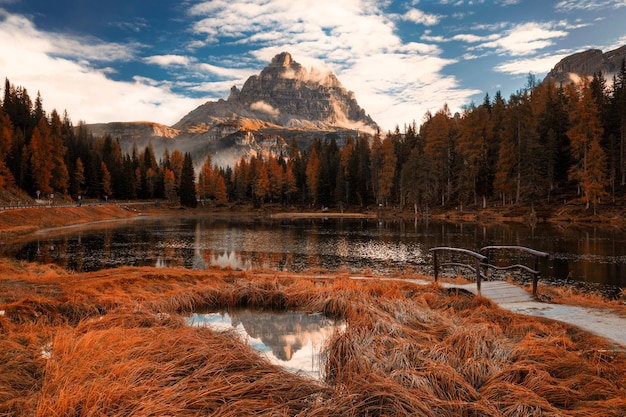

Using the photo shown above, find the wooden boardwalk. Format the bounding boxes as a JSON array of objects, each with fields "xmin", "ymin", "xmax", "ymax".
[{"xmin": 446, "ymin": 280, "xmax": 535, "ymax": 304}]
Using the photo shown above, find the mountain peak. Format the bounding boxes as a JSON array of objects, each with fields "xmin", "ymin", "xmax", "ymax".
[
  {"xmin": 174, "ymin": 52, "xmax": 378, "ymax": 132},
  {"xmin": 546, "ymin": 45, "xmax": 626, "ymax": 85},
  {"xmin": 270, "ymin": 52, "xmax": 294, "ymax": 67}
]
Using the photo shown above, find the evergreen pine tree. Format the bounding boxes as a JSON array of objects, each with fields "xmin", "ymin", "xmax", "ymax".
[{"xmin": 179, "ymin": 152, "xmax": 197, "ymax": 208}]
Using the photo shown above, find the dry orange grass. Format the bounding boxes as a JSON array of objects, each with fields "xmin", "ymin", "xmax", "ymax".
[{"xmin": 0, "ymin": 264, "xmax": 625, "ymax": 416}]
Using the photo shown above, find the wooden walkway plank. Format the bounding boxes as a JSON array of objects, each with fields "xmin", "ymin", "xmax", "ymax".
[{"xmin": 443, "ymin": 281, "xmax": 535, "ymax": 303}]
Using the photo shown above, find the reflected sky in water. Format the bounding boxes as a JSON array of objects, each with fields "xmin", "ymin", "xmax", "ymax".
[{"xmin": 186, "ymin": 310, "xmax": 343, "ymax": 379}]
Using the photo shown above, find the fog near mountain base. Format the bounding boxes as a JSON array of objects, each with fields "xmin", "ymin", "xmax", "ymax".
[{"xmin": 250, "ymin": 101, "xmax": 280, "ymax": 117}]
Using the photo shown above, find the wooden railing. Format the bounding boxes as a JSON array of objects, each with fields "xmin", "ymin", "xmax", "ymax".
[
  {"xmin": 430, "ymin": 247, "xmax": 488, "ymax": 291},
  {"xmin": 430, "ymin": 245, "xmax": 549, "ymax": 296},
  {"xmin": 479, "ymin": 246, "xmax": 549, "ymax": 296}
]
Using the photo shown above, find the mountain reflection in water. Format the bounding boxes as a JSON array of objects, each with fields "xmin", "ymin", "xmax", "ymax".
[{"xmin": 186, "ymin": 310, "xmax": 344, "ymax": 378}]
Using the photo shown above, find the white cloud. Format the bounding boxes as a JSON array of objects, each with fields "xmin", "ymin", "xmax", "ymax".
[
  {"xmin": 609, "ymin": 34, "xmax": 626, "ymax": 50},
  {"xmin": 494, "ymin": 53, "xmax": 570, "ymax": 75},
  {"xmin": 476, "ymin": 22, "xmax": 568, "ymax": 56},
  {"xmin": 452, "ymin": 33, "xmax": 500, "ymax": 43},
  {"xmin": 196, "ymin": 63, "xmax": 252, "ymax": 80},
  {"xmin": 144, "ymin": 54, "xmax": 193, "ymax": 67},
  {"xmin": 250, "ymin": 101, "xmax": 280, "ymax": 117},
  {"xmin": 555, "ymin": 0, "xmax": 626, "ymax": 12},
  {"xmin": 402, "ymin": 8, "xmax": 442, "ymax": 26},
  {"xmin": 0, "ymin": 10, "xmax": 204, "ymax": 125},
  {"xmin": 0, "ymin": 10, "xmax": 136, "ymax": 62}
]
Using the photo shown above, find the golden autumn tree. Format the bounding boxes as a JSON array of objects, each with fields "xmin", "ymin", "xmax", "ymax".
[
  {"xmin": 306, "ymin": 146, "xmax": 320, "ymax": 206},
  {"xmin": 100, "ymin": 161, "xmax": 112, "ymax": 199},
  {"xmin": 197, "ymin": 154, "xmax": 215, "ymax": 201},
  {"xmin": 422, "ymin": 106, "xmax": 454, "ymax": 206},
  {"xmin": 494, "ymin": 134, "xmax": 516, "ymax": 205},
  {"xmin": 163, "ymin": 168, "xmax": 177, "ymax": 204},
  {"xmin": 582, "ymin": 138, "xmax": 608, "ymax": 214},
  {"xmin": 29, "ymin": 118, "xmax": 54, "ymax": 195},
  {"xmin": 0, "ymin": 110, "xmax": 15, "ymax": 189},
  {"xmin": 215, "ymin": 175, "xmax": 228, "ymax": 205},
  {"xmin": 49, "ymin": 110, "xmax": 69, "ymax": 194},
  {"xmin": 72, "ymin": 157, "xmax": 85, "ymax": 198},
  {"xmin": 284, "ymin": 161, "xmax": 298, "ymax": 202},
  {"xmin": 255, "ymin": 163, "xmax": 270, "ymax": 203},
  {"xmin": 268, "ymin": 156, "xmax": 284, "ymax": 201},
  {"xmin": 567, "ymin": 78, "xmax": 607, "ymax": 208},
  {"xmin": 169, "ymin": 149, "xmax": 184, "ymax": 191},
  {"xmin": 456, "ymin": 104, "xmax": 489, "ymax": 206}
]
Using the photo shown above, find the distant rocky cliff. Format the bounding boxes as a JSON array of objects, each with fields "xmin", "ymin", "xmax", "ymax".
[
  {"xmin": 84, "ymin": 52, "xmax": 378, "ymax": 167},
  {"xmin": 546, "ymin": 45, "xmax": 626, "ymax": 85}
]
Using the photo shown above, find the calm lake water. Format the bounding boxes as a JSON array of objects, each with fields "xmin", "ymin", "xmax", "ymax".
[{"xmin": 2, "ymin": 215, "xmax": 625, "ymax": 296}]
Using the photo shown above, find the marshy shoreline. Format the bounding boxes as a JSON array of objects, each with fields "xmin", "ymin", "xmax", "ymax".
[{"xmin": 1, "ymin": 205, "xmax": 625, "ymax": 416}]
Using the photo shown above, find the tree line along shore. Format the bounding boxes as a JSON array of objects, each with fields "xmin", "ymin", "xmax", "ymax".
[{"xmin": 2, "ymin": 70, "xmax": 626, "ymax": 218}]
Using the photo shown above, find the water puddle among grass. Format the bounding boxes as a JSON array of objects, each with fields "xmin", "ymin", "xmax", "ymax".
[{"xmin": 186, "ymin": 310, "xmax": 344, "ymax": 379}]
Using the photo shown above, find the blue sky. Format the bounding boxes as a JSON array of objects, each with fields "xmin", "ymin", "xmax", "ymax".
[{"xmin": 1, "ymin": 0, "xmax": 625, "ymax": 132}]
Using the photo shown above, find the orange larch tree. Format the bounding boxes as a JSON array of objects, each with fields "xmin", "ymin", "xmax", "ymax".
[
  {"xmin": 567, "ymin": 78, "xmax": 606, "ymax": 207},
  {"xmin": 164, "ymin": 168, "xmax": 177, "ymax": 204},
  {"xmin": 215, "ymin": 175, "xmax": 228, "ymax": 205},
  {"xmin": 29, "ymin": 118, "xmax": 54, "ymax": 196},
  {"xmin": 255, "ymin": 163, "xmax": 270, "ymax": 203},
  {"xmin": 0, "ymin": 110, "xmax": 15, "ymax": 189},
  {"xmin": 422, "ymin": 105, "xmax": 455, "ymax": 206},
  {"xmin": 305, "ymin": 146, "xmax": 320, "ymax": 206},
  {"xmin": 582, "ymin": 137, "xmax": 608, "ymax": 214},
  {"xmin": 198, "ymin": 154, "xmax": 215, "ymax": 201}
]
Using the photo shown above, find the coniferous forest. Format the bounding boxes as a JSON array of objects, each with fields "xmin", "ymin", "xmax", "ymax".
[{"xmin": 1, "ymin": 64, "xmax": 626, "ymax": 214}]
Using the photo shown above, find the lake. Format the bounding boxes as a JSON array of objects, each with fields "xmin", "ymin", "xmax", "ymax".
[{"xmin": 2, "ymin": 215, "xmax": 625, "ymax": 296}]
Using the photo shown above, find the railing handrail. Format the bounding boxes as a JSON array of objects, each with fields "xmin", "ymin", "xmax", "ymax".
[
  {"xmin": 430, "ymin": 245, "xmax": 549, "ymax": 296},
  {"xmin": 429, "ymin": 247, "xmax": 487, "ymax": 291},
  {"xmin": 480, "ymin": 245, "xmax": 548, "ymax": 259},
  {"xmin": 429, "ymin": 247, "xmax": 487, "ymax": 262}
]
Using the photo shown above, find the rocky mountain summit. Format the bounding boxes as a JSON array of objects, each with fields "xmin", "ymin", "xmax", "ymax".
[
  {"xmin": 546, "ymin": 45, "xmax": 626, "ymax": 85},
  {"xmin": 174, "ymin": 52, "xmax": 377, "ymax": 132},
  {"xmin": 85, "ymin": 52, "xmax": 378, "ymax": 167}
]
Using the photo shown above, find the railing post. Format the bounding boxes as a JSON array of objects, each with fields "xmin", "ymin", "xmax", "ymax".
[
  {"xmin": 475, "ymin": 258, "xmax": 481, "ymax": 292},
  {"xmin": 433, "ymin": 251, "xmax": 439, "ymax": 282},
  {"xmin": 532, "ymin": 256, "xmax": 540, "ymax": 296}
]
